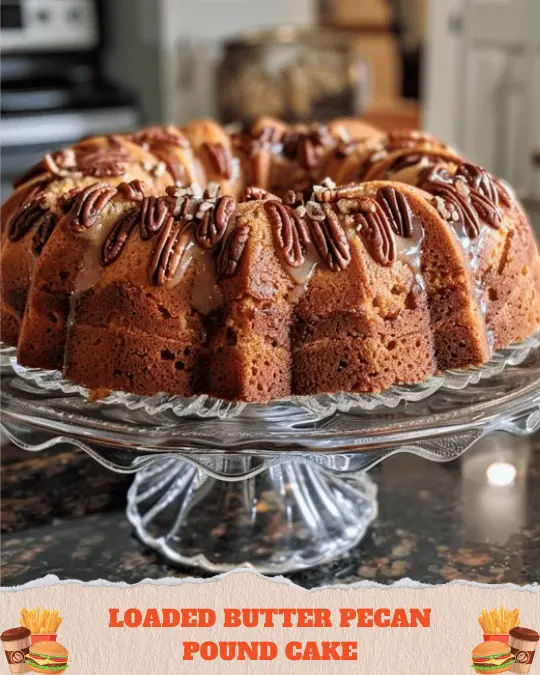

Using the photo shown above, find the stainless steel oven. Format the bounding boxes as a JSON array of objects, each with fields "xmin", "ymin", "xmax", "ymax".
[{"xmin": 1, "ymin": 0, "xmax": 139, "ymax": 200}]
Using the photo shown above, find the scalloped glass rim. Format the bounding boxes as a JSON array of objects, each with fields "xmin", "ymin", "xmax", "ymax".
[{"xmin": 2, "ymin": 333, "xmax": 539, "ymax": 420}]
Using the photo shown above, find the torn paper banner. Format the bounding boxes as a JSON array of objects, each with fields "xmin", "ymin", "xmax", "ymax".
[{"xmin": 1, "ymin": 572, "xmax": 539, "ymax": 674}]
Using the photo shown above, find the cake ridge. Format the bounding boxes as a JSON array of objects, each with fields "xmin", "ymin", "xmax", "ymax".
[{"xmin": 1, "ymin": 117, "xmax": 539, "ymax": 401}]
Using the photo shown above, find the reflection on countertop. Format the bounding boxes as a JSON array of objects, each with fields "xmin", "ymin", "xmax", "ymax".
[{"xmin": 1, "ymin": 432, "xmax": 539, "ymax": 587}]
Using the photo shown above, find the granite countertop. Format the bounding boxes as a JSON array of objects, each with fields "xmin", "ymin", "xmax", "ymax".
[{"xmin": 2, "ymin": 432, "xmax": 539, "ymax": 587}]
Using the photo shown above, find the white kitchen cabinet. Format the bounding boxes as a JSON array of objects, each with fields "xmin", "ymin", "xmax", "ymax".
[{"xmin": 424, "ymin": 0, "xmax": 540, "ymax": 200}]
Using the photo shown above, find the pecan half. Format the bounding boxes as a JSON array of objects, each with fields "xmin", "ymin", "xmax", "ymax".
[
  {"xmin": 425, "ymin": 181, "xmax": 481, "ymax": 238},
  {"xmin": 387, "ymin": 129, "xmax": 440, "ymax": 151},
  {"xmin": 216, "ymin": 224, "xmax": 250, "ymax": 278},
  {"xmin": 202, "ymin": 142, "xmax": 233, "ymax": 180},
  {"xmin": 283, "ymin": 189, "xmax": 307, "ymax": 208},
  {"xmin": 68, "ymin": 183, "xmax": 117, "ymax": 233},
  {"xmin": 77, "ymin": 146, "xmax": 132, "ymax": 178},
  {"xmin": 255, "ymin": 125, "xmax": 284, "ymax": 145},
  {"xmin": 43, "ymin": 148, "xmax": 79, "ymax": 175},
  {"xmin": 421, "ymin": 160, "xmax": 506, "ymax": 234},
  {"xmin": 150, "ymin": 217, "xmax": 193, "ymax": 285},
  {"xmin": 32, "ymin": 213, "xmax": 57, "ymax": 254},
  {"xmin": 469, "ymin": 188, "xmax": 502, "ymax": 229},
  {"xmin": 151, "ymin": 146, "xmax": 186, "ymax": 184},
  {"xmin": 456, "ymin": 162, "xmax": 510, "ymax": 210},
  {"xmin": 129, "ymin": 126, "xmax": 190, "ymax": 148},
  {"xmin": 355, "ymin": 198, "xmax": 396, "ymax": 267},
  {"xmin": 195, "ymin": 195, "xmax": 236, "ymax": 249},
  {"xmin": 117, "ymin": 179, "xmax": 147, "ymax": 202},
  {"xmin": 309, "ymin": 204, "xmax": 351, "ymax": 272},
  {"xmin": 377, "ymin": 186, "xmax": 414, "ymax": 237},
  {"xmin": 139, "ymin": 196, "xmax": 171, "ymax": 240},
  {"xmin": 265, "ymin": 201, "xmax": 308, "ymax": 268},
  {"xmin": 8, "ymin": 201, "xmax": 48, "ymax": 242},
  {"xmin": 296, "ymin": 136, "xmax": 318, "ymax": 170},
  {"xmin": 100, "ymin": 208, "xmax": 139, "ymax": 266}
]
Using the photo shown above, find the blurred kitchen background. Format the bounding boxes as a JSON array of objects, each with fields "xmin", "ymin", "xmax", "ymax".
[{"xmin": 1, "ymin": 0, "xmax": 539, "ymax": 230}]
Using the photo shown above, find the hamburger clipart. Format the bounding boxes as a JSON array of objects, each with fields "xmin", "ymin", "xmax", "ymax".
[
  {"xmin": 25, "ymin": 641, "xmax": 69, "ymax": 673},
  {"xmin": 471, "ymin": 641, "xmax": 515, "ymax": 673}
]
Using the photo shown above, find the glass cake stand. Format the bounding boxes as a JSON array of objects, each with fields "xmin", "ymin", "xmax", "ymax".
[{"xmin": 1, "ymin": 335, "xmax": 540, "ymax": 575}]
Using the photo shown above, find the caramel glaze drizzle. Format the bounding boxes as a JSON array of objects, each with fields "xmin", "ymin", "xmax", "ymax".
[
  {"xmin": 309, "ymin": 185, "xmax": 416, "ymax": 267},
  {"xmin": 31, "ymin": 213, "xmax": 57, "ymax": 255},
  {"xmin": 100, "ymin": 185, "xmax": 239, "ymax": 283},
  {"xmin": 8, "ymin": 113, "xmax": 513, "ymax": 289}
]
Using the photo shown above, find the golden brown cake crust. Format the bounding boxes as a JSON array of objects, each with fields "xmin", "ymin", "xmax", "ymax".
[{"xmin": 1, "ymin": 118, "xmax": 539, "ymax": 402}]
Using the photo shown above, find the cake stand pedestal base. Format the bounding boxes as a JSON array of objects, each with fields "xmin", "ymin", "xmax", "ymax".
[{"xmin": 126, "ymin": 457, "xmax": 378, "ymax": 574}]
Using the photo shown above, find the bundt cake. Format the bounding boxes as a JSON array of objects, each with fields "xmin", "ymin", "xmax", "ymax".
[{"xmin": 1, "ymin": 117, "xmax": 539, "ymax": 402}]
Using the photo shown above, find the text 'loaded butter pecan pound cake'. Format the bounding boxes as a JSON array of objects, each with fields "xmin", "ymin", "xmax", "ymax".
[{"xmin": 1, "ymin": 118, "xmax": 540, "ymax": 402}]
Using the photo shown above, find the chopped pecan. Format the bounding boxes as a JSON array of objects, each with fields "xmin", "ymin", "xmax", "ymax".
[
  {"xmin": 243, "ymin": 186, "xmax": 280, "ymax": 202},
  {"xmin": 216, "ymin": 224, "xmax": 250, "ymax": 278},
  {"xmin": 100, "ymin": 208, "xmax": 139, "ymax": 266},
  {"xmin": 309, "ymin": 203, "xmax": 351, "ymax": 271},
  {"xmin": 13, "ymin": 149, "xmax": 80, "ymax": 186},
  {"xmin": 67, "ymin": 183, "xmax": 117, "ymax": 233},
  {"xmin": 139, "ymin": 196, "xmax": 171, "ymax": 240},
  {"xmin": 311, "ymin": 184, "xmax": 358, "ymax": 204},
  {"xmin": 32, "ymin": 213, "xmax": 57, "ymax": 254},
  {"xmin": 150, "ymin": 217, "xmax": 193, "ymax": 285},
  {"xmin": 195, "ymin": 195, "xmax": 236, "ymax": 249},
  {"xmin": 265, "ymin": 201, "xmax": 308, "ymax": 268},
  {"xmin": 354, "ymin": 198, "xmax": 396, "ymax": 266},
  {"xmin": 202, "ymin": 142, "xmax": 233, "ymax": 180},
  {"xmin": 377, "ymin": 186, "xmax": 414, "ymax": 237},
  {"xmin": 117, "ymin": 179, "xmax": 147, "ymax": 201},
  {"xmin": 283, "ymin": 190, "xmax": 299, "ymax": 207}
]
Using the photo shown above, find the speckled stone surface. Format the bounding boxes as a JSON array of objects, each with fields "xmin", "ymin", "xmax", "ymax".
[{"xmin": 1, "ymin": 431, "xmax": 539, "ymax": 587}]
